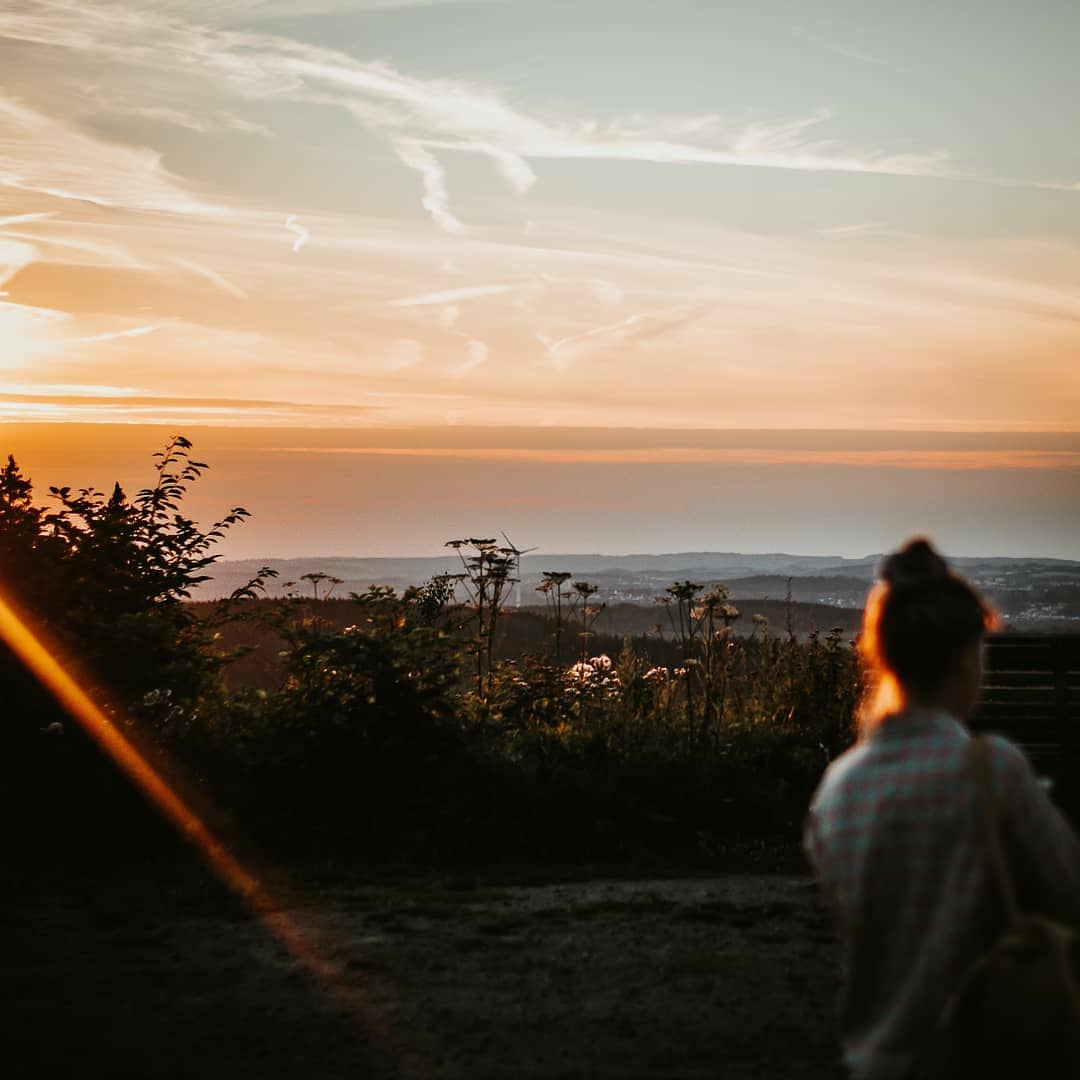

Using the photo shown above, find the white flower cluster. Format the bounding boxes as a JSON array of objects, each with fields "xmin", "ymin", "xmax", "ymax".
[{"xmin": 564, "ymin": 654, "xmax": 621, "ymax": 697}]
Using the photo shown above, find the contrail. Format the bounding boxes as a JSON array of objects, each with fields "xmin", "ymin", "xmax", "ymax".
[{"xmin": 284, "ymin": 214, "xmax": 309, "ymax": 253}]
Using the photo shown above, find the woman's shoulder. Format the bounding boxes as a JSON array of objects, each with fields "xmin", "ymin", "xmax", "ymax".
[
  {"xmin": 809, "ymin": 740, "xmax": 875, "ymax": 814},
  {"xmin": 978, "ymin": 731, "xmax": 1040, "ymax": 795}
]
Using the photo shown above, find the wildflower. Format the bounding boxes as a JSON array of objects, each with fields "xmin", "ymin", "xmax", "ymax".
[
  {"xmin": 566, "ymin": 661, "xmax": 595, "ymax": 681},
  {"xmin": 589, "ymin": 654, "xmax": 613, "ymax": 672}
]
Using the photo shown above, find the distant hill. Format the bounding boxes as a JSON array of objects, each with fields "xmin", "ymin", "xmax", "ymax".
[
  {"xmin": 199, "ymin": 552, "xmax": 1080, "ymax": 627},
  {"xmin": 197, "ymin": 550, "xmax": 883, "ymax": 599}
]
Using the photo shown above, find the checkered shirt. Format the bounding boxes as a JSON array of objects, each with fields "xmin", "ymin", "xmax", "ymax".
[{"xmin": 805, "ymin": 707, "xmax": 1080, "ymax": 1080}]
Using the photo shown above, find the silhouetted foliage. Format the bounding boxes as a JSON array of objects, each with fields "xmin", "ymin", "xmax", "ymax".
[
  {"xmin": 1, "ymin": 436, "xmax": 271, "ymax": 717},
  {"xmin": 2, "ymin": 437, "xmax": 863, "ymax": 863},
  {"xmin": 0, "ymin": 438, "xmax": 277, "ymax": 845}
]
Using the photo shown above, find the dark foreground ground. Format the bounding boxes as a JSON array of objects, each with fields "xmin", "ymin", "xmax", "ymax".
[{"xmin": 7, "ymin": 848, "xmax": 844, "ymax": 1079}]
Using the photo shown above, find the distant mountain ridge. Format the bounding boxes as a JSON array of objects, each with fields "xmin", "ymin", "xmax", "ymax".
[{"xmin": 198, "ymin": 553, "xmax": 1080, "ymax": 629}]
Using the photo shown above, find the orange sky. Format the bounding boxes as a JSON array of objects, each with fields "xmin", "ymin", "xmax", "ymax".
[
  {"xmin": 2, "ymin": 4, "xmax": 1079, "ymax": 556},
  {"xmin": 6, "ymin": 425, "xmax": 1078, "ymax": 560}
]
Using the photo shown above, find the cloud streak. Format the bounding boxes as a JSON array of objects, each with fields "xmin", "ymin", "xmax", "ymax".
[
  {"xmin": 284, "ymin": 215, "xmax": 310, "ymax": 252},
  {"xmin": 394, "ymin": 140, "xmax": 465, "ymax": 234},
  {"xmin": 389, "ymin": 283, "xmax": 524, "ymax": 307},
  {"xmin": 69, "ymin": 324, "xmax": 160, "ymax": 344},
  {"xmin": 538, "ymin": 303, "xmax": 713, "ymax": 367},
  {"xmin": 245, "ymin": 445, "xmax": 1080, "ymax": 471},
  {"xmin": 0, "ymin": 93, "xmax": 219, "ymax": 214},
  {"xmin": 0, "ymin": 1, "xmax": 1005, "ymax": 236},
  {"xmin": 170, "ymin": 257, "xmax": 249, "ymax": 299}
]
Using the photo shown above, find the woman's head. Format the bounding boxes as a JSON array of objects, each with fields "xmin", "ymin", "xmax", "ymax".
[{"xmin": 859, "ymin": 537, "xmax": 997, "ymax": 730}]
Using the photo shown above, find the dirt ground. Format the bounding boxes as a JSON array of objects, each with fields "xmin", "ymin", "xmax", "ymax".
[{"xmin": 8, "ymin": 854, "xmax": 846, "ymax": 1079}]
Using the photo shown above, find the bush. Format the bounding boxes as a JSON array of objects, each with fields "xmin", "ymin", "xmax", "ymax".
[
  {"xmin": 0, "ymin": 437, "xmax": 271, "ymax": 843},
  {"xmin": 1, "ymin": 436, "xmax": 862, "ymax": 863}
]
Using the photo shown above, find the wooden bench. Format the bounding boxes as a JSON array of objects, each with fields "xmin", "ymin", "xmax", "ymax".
[{"xmin": 970, "ymin": 634, "xmax": 1080, "ymax": 814}]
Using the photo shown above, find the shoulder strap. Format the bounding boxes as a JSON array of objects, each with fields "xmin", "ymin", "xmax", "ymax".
[{"xmin": 969, "ymin": 736, "xmax": 1022, "ymax": 928}]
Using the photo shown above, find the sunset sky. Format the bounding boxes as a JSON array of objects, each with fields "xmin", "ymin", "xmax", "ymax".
[{"xmin": 2, "ymin": 2, "xmax": 1078, "ymax": 558}]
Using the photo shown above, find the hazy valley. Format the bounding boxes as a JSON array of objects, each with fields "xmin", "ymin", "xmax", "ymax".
[{"xmin": 202, "ymin": 550, "xmax": 1080, "ymax": 634}]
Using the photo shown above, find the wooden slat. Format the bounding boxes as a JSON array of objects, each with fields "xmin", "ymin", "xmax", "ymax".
[
  {"xmin": 978, "ymin": 635, "xmax": 1080, "ymax": 815},
  {"xmin": 986, "ymin": 634, "xmax": 1080, "ymax": 654},
  {"xmin": 972, "ymin": 708, "xmax": 1062, "ymax": 725},
  {"xmin": 985, "ymin": 651, "xmax": 1056, "ymax": 668},
  {"xmin": 972, "ymin": 710, "xmax": 1057, "ymax": 725},
  {"xmin": 983, "ymin": 671, "xmax": 1057, "ymax": 688},
  {"xmin": 979, "ymin": 689, "xmax": 1057, "ymax": 703}
]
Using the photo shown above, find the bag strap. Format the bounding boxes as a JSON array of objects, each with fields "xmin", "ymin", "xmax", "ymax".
[{"xmin": 968, "ymin": 736, "xmax": 1022, "ymax": 928}]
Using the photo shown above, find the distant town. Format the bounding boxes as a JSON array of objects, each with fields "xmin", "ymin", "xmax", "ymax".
[{"xmin": 201, "ymin": 551, "xmax": 1080, "ymax": 636}]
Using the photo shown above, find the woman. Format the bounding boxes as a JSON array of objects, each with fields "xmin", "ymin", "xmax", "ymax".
[{"xmin": 805, "ymin": 537, "xmax": 1080, "ymax": 1079}]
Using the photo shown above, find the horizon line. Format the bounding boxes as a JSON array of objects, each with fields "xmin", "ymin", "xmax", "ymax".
[{"xmin": 210, "ymin": 549, "xmax": 1080, "ymax": 566}]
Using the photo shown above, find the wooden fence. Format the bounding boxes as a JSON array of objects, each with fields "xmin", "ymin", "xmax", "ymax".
[{"xmin": 971, "ymin": 634, "xmax": 1080, "ymax": 812}]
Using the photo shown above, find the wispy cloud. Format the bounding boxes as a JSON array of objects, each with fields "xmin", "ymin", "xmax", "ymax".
[
  {"xmin": 451, "ymin": 333, "xmax": 489, "ymax": 376},
  {"xmin": 0, "ymin": 210, "xmax": 56, "ymax": 227},
  {"xmin": 0, "ymin": 1, "xmax": 1076, "ymax": 436},
  {"xmin": 394, "ymin": 140, "xmax": 465, "ymax": 234},
  {"xmin": 818, "ymin": 222, "xmax": 888, "ymax": 236},
  {"xmin": 248, "ymin": 445, "xmax": 1080, "ymax": 471},
  {"xmin": 90, "ymin": 99, "xmax": 274, "ymax": 137},
  {"xmin": 0, "ymin": 390, "xmax": 383, "ymax": 425},
  {"xmin": 389, "ymin": 283, "xmax": 524, "ymax": 307},
  {"xmin": 0, "ymin": 235, "xmax": 37, "ymax": 289},
  {"xmin": 69, "ymin": 324, "xmax": 160, "ymax": 344},
  {"xmin": 284, "ymin": 215, "xmax": 310, "ymax": 252},
  {"xmin": 540, "ymin": 274, "xmax": 624, "ymax": 306},
  {"xmin": 0, "ymin": 381, "xmax": 144, "ymax": 396},
  {"xmin": 787, "ymin": 24, "xmax": 894, "ymax": 70},
  {"xmin": 170, "ymin": 257, "xmax": 249, "ymax": 299},
  {"xmin": 0, "ymin": 2, "xmax": 978, "ymax": 236},
  {"xmin": 0, "ymin": 227, "xmax": 146, "ymax": 267},
  {"xmin": 0, "ymin": 94, "xmax": 220, "ymax": 213},
  {"xmin": 193, "ymin": 0, "xmax": 505, "ymax": 19},
  {"xmin": 538, "ymin": 302, "xmax": 713, "ymax": 367}
]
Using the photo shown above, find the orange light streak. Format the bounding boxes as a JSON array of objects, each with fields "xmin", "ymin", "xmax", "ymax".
[{"xmin": 0, "ymin": 588, "xmax": 398, "ymax": 1060}]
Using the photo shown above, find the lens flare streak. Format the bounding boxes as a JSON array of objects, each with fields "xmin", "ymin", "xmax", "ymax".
[{"xmin": 0, "ymin": 588, "xmax": 399, "ymax": 1062}]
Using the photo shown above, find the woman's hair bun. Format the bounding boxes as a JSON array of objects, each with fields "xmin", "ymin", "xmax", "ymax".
[{"xmin": 879, "ymin": 536, "xmax": 951, "ymax": 588}]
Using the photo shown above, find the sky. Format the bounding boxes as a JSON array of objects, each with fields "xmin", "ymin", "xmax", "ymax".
[{"xmin": 1, "ymin": 1, "xmax": 1078, "ymax": 558}]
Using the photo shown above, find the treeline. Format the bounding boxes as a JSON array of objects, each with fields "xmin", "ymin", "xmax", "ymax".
[{"xmin": 0, "ymin": 440, "xmax": 861, "ymax": 866}]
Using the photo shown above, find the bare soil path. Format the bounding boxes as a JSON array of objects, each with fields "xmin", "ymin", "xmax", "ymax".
[{"xmin": 8, "ymin": 856, "xmax": 845, "ymax": 1079}]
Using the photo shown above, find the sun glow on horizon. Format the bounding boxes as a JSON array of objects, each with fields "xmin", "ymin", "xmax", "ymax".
[{"xmin": 1, "ymin": 3, "xmax": 1078, "ymax": 555}]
